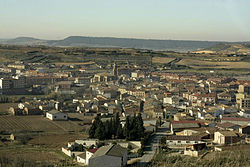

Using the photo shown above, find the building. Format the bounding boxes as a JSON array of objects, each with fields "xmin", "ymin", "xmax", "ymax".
[
  {"xmin": 85, "ymin": 148, "xmax": 98, "ymax": 165},
  {"xmin": 76, "ymin": 148, "xmax": 98, "ymax": 165},
  {"xmin": 7, "ymin": 64, "xmax": 26, "ymax": 70},
  {"xmin": 166, "ymin": 135, "xmax": 204, "ymax": 146},
  {"xmin": 184, "ymin": 143, "xmax": 207, "ymax": 157},
  {"xmin": 76, "ymin": 153, "xmax": 86, "ymax": 164},
  {"xmin": 239, "ymin": 98, "xmax": 250, "ymax": 109},
  {"xmin": 236, "ymin": 93, "xmax": 250, "ymax": 109},
  {"xmin": 221, "ymin": 117, "xmax": 250, "ymax": 126},
  {"xmin": 238, "ymin": 84, "xmax": 250, "ymax": 95},
  {"xmin": 46, "ymin": 110, "xmax": 68, "ymax": 121},
  {"xmin": 238, "ymin": 110, "xmax": 250, "ymax": 118},
  {"xmin": 239, "ymin": 125, "xmax": 250, "ymax": 135},
  {"xmin": 89, "ymin": 144, "xmax": 127, "ymax": 167},
  {"xmin": 216, "ymin": 122, "xmax": 241, "ymax": 131},
  {"xmin": 213, "ymin": 131, "xmax": 239, "ymax": 145},
  {"xmin": 93, "ymin": 73, "xmax": 116, "ymax": 83},
  {"xmin": 170, "ymin": 120, "xmax": 202, "ymax": 134}
]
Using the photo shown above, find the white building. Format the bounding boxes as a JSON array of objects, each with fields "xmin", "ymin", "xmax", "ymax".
[
  {"xmin": 213, "ymin": 131, "xmax": 238, "ymax": 145},
  {"xmin": 46, "ymin": 110, "xmax": 68, "ymax": 121},
  {"xmin": 76, "ymin": 153, "xmax": 86, "ymax": 164},
  {"xmin": 163, "ymin": 97, "xmax": 173, "ymax": 104}
]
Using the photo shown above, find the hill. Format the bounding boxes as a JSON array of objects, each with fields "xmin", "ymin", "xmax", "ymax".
[
  {"xmin": 0, "ymin": 36, "xmax": 225, "ymax": 52},
  {"xmin": 1, "ymin": 37, "xmax": 47, "ymax": 46},
  {"xmin": 194, "ymin": 43, "xmax": 250, "ymax": 55}
]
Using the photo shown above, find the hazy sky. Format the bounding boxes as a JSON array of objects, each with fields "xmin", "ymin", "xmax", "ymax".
[{"xmin": 0, "ymin": 0, "xmax": 250, "ymax": 41}]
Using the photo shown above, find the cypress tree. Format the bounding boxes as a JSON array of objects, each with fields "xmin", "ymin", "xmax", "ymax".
[
  {"xmin": 124, "ymin": 116, "xmax": 130, "ymax": 140},
  {"xmin": 136, "ymin": 113, "xmax": 145, "ymax": 139}
]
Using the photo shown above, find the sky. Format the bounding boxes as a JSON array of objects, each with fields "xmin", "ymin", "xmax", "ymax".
[{"xmin": 0, "ymin": 0, "xmax": 250, "ymax": 41}]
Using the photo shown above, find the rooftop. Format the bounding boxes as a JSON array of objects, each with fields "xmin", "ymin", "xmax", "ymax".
[{"xmin": 91, "ymin": 144, "xmax": 127, "ymax": 158}]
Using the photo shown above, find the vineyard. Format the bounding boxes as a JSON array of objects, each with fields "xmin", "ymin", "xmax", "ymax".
[{"xmin": 0, "ymin": 115, "xmax": 84, "ymax": 133}]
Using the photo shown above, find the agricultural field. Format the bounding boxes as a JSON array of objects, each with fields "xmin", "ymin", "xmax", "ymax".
[
  {"xmin": 0, "ymin": 115, "xmax": 86, "ymax": 133},
  {"xmin": 176, "ymin": 58, "xmax": 250, "ymax": 69},
  {"xmin": 28, "ymin": 133, "xmax": 87, "ymax": 148},
  {"xmin": 0, "ymin": 103, "xmax": 17, "ymax": 114},
  {"xmin": 0, "ymin": 146, "xmax": 64, "ymax": 164},
  {"xmin": 152, "ymin": 57, "xmax": 175, "ymax": 64}
]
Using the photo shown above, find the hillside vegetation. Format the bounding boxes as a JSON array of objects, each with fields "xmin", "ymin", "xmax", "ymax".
[
  {"xmin": 152, "ymin": 145, "xmax": 250, "ymax": 167},
  {"xmin": 194, "ymin": 43, "xmax": 250, "ymax": 55}
]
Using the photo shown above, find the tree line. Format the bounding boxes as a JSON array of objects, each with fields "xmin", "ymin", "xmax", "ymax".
[{"xmin": 89, "ymin": 112, "xmax": 145, "ymax": 141}]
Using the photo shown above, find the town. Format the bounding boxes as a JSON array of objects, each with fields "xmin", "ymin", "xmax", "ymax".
[{"xmin": 0, "ymin": 45, "xmax": 249, "ymax": 167}]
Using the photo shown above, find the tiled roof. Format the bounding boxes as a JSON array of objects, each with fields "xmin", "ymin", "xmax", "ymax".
[
  {"xmin": 216, "ymin": 122, "xmax": 240, "ymax": 129},
  {"xmin": 91, "ymin": 144, "xmax": 127, "ymax": 158},
  {"xmin": 217, "ymin": 131, "xmax": 238, "ymax": 137},
  {"xmin": 222, "ymin": 117, "xmax": 250, "ymax": 122},
  {"xmin": 77, "ymin": 153, "xmax": 86, "ymax": 159},
  {"xmin": 170, "ymin": 120, "xmax": 202, "ymax": 124},
  {"xmin": 88, "ymin": 148, "xmax": 99, "ymax": 153},
  {"xmin": 166, "ymin": 135, "xmax": 202, "ymax": 141}
]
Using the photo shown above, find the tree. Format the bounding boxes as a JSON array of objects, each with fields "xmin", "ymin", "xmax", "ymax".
[
  {"xmin": 124, "ymin": 116, "xmax": 131, "ymax": 140},
  {"xmin": 104, "ymin": 120, "xmax": 112, "ymax": 139},
  {"xmin": 116, "ymin": 123, "xmax": 124, "ymax": 139},
  {"xmin": 94, "ymin": 118, "xmax": 105, "ymax": 140},
  {"xmin": 160, "ymin": 137, "xmax": 166, "ymax": 145},
  {"xmin": 114, "ymin": 112, "xmax": 120, "ymax": 138},
  {"xmin": 89, "ymin": 115, "xmax": 103, "ymax": 139},
  {"xmin": 136, "ymin": 113, "xmax": 145, "ymax": 139}
]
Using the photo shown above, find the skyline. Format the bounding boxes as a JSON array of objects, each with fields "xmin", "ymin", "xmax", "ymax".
[{"xmin": 1, "ymin": 0, "xmax": 250, "ymax": 41}]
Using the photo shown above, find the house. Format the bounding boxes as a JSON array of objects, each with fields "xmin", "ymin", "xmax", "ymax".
[
  {"xmin": 75, "ymin": 139, "xmax": 99, "ymax": 147},
  {"xmin": 10, "ymin": 134, "xmax": 16, "ymax": 141},
  {"xmin": 213, "ymin": 131, "xmax": 239, "ymax": 145},
  {"xmin": 221, "ymin": 117, "xmax": 250, "ymax": 126},
  {"xmin": 61, "ymin": 146, "xmax": 83, "ymax": 158},
  {"xmin": 239, "ymin": 125, "xmax": 250, "ymax": 135},
  {"xmin": 216, "ymin": 122, "xmax": 241, "ymax": 131},
  {"xmin": 76, "ymin": 148, "xmax": 98, "ymax": 165},
  {"xmin": 46, "ymin": 110, "xmax": 68, "ymax": 121},
  {"xmin": 176, "ymin": 127, "xmax": 218, "ymax": 139},
  {"xmin": 86, "ymin": 148, "xmax": 98, "ymax": 165},
  {"xmin": 76, "ymin": 153, "xmax": 86, "ymax": 164},
  {"xmin": 165, "ymin": 135, "xmax": 204, "ymax": 146},
  {"xmin": 184, "ymin": 143, "xmax": 207, "ymax": 157},
  {"xmin": 169, "ymin": 120, "xmax": 202, "ymax": 134},
  {"xmin": 89, "ymin": 144, "xmax": 127, "ymax": 167},
  {"xmin": 92, "ymin": 73, "xmax": 116, "ymax": 83}
]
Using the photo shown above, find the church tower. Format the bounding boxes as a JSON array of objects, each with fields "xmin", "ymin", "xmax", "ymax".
[{"xmin": 113, "ymin": 62, "xmax": 118, "ymax": 78}]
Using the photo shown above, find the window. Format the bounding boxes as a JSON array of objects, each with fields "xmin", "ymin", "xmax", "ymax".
[{"xmin": 178, "ymin": 141, "xmax": 181, "ymax": 143}]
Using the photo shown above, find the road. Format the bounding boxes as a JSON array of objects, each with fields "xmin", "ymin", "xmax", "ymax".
[{"xmin": 138, "ymin": 125, "xmax": 169, "ymax": 166}]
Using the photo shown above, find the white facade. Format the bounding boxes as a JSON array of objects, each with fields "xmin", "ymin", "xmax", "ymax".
[
  {"xmin": 166, "ymin": 140, "xmax": 203, "ymax": 146},
  {"xmin": 163, "ymin": 97, "xmax": 173, "ymax": 104},
  {"xmin": 131, "ymin": 72, "xmax": 138, "ymax": 78},
  {"xmin": 46, "ymin": 111, "xmax": 68, "ymax": 121},
  {"xmin": 76, "ymin": 154, "xmax": 86, "ymax": 164},
  {"xmin": 86, "ymin": 150, "xmax": 94, "ymax": 165},
  {"xmin": 75, "ymin": 139, "xmax": 98, "ymax": 147}
]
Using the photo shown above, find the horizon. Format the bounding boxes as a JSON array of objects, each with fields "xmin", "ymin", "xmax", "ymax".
[
  {"xmin": 1, "ymin": 0, "xmax": 250, "ymax": 41},
  {"xmin": 1, "ymin": 35, "xmax": 250, "ymax": 43}
]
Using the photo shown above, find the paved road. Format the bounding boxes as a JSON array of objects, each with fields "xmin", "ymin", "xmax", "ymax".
[{"xmin": 138, "ymin": 126, "xmax": 169, "ymax": 166}]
